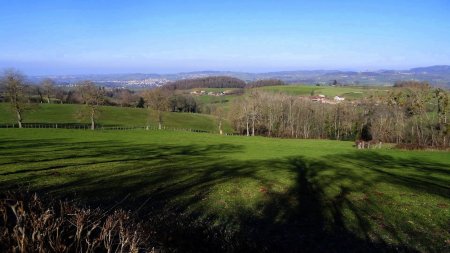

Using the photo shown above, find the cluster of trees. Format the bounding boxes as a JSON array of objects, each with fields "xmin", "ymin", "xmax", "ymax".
[
  {"xmin": 165, "ymin": 76, "xmax": 247, "ymax": 90},
  {"xmin": 246, "ymin": 79, "xmax": 285, "ymax": 88},
  {"xmin": 2, "ymin": 69, "xmax": 448, "ymax": 148},
  {"xmin": 0, "ymin": 70, "xmax": 141, "ymax": 129},
  {"xmin": 393, "ymin": 80, "xmax": 430, "ymax": 88},
  {"xmin": 230, "ymin": 91, "xmax": 359, "ymax": 139},
  {"xmin": 383, "ymin": 84, "xmax": 449, "ymax": 148},
  {"xmin": 229, "ymin": 83, "xmax": 449, "ymax": 148},
  {"xmin": 0, "ymin": 70, "xmax": 201, "ymax": 129},
  {"xmin": 0, "ymin": 77, "xmax": 141, "ymax": 108},
  {"xmin": 164, "ymin": 76, "xmax": 285, "ymax": 90},
  {"xmin": 169, "ymin": 94, "xmax": 199, "ymax": 113}
]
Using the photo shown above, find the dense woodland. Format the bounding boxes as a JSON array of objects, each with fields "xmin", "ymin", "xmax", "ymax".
[
  {"xmin": 246, "ymin": 79, "xmax": 286, "ymax": 88},
  {"xmin": 164, "ymin": 76, "xmax": 285, "ymax": 90},
  {"xmin": 165, "ymin": 76, "xmax": 247, "ymax": 89},
  {"xmin": 1, "ymin": 70, "xmax": 449, "ymax": 148}
]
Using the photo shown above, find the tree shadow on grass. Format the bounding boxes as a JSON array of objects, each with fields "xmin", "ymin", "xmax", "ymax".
[
  {"xmin": 335, "ymin": 152, "xmax": 450, "ymax": 199},
  {"xmin": 1, "ymin": 137, "xmax": 448, "ymax": 252},
  {"xmin": 235, "ymin": 156, "xmax": 439, "ymax": 253}
]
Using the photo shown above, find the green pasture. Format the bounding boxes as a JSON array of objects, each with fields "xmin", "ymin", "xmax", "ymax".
[
  {"xmin": 177, "ymin": 89, "xmax": 241, "ymax": 111},
  {"xmin": 0, "ymin": 103, "xmax": 231, "ymax": 133},
  {"xmin": 259, "ymin": 85, "xmax": 391, "ymax": 99},
  {"xmin": 0, "ymin": 129, "xmax": 448, "ymax": 252}
]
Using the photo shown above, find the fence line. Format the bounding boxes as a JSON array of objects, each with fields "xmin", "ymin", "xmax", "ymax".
[{"xmin": 0, "ymin": 123, "xmax": 241, "ymax": 136}]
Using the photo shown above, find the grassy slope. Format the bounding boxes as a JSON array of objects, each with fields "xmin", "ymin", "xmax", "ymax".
[
  {"xmin": 189, "ymin": 88, "xmax": 241, "ymax": 92},
  {"xmin": 196, "ymin": 95, "xmax": 240, "ymax": 111},
  {"xmin": 0, "ymin": 103, "xmax": 232, "ymax": 132},
  {"xmin": 177, "ymin": 89, "xmax": 241, "ymax": 111},
  {"xmin": 0, "ymin": 129, "xmax": 449, "ymax": 252},
  {"xmin": 259, "ymin": 85, "xmax": 390, "ymax": 99}
]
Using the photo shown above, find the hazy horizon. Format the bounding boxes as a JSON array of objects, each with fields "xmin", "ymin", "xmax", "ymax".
[
  {"xmin": 7, "ymin": 65, "xmax": 448, "ymax": 78},
  {"xmin": 1, "ymin": 0, "xmax": 449, "ymax": 75}
]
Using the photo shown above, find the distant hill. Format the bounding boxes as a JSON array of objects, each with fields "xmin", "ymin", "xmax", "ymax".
[
  {"xmin": 28, "ymin": 65, "xmax": 450, "ymax": 88},
  {"xmin": 409, "ymin": 65, "xmax": 450, "ymax": 74}
]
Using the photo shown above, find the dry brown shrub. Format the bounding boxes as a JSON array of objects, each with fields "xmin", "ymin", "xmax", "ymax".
[{"xmin": 0, "ymin": 192, "xmax": 158, "ymax": 253}]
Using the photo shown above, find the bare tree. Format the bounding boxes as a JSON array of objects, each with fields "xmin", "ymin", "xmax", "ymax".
[
  {"xmin": 248, "ymin": 91, "xmax": 262, "ymax": 136},
  {"xmin": 41, "ymin": 78, "xmax": 55, "ymax": 103},
  {"xmin": 117, "ymin": 89, "xmax": 135, "ymax": 107},
  {"xmin": 143, "ymin": 88, "xmax": 171, "ymax": 130},
  {"xmin": 1, "ymin": 69, "xmax": 29, "ymax": 128},
  {"xmin": 54, "ymin": 86, "xmax": 66, "ymax": 104},
  {"xmin": 228, "ymin": 97, "xmax": 250, "ymax": 136},
  {"xmin": 434, "ymin": 88, "xmax": 449, "ymax": 147},
  {"xmin": 77, "ymin": 81, "xmax": 105, "ymax": 130},
  {"xmin": 34, "ymin": 85, "xmax": 45, "ymax": 103},
  {"xmin": 212, "ymin": 106, "xmax": 225, "ymax": 135}
]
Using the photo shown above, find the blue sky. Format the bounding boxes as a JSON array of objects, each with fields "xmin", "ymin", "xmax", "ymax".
[{"xmin": 0, "ymin": 0, "xmax": 449, "ymax": 75}]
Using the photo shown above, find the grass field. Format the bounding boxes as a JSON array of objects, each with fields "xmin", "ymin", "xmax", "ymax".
[
  {"xmin": 259, "ymin": 85, "xmax": 391, "ymax": 100},
  {"xmin": 194, "ymin": 94, "xmax": 240, "ymax": 108},
  {"xmin": 1, "ymin": 129, "xmax": 449, "ymax": 252},
  {"xmin": 0, "ymin": 103, "xmax": 232, "ymax": 133},
  {"xmin": 178, "ymin": 88, "xmax": 242, "ymax": 111},
  {"xmin": 189, "ymin": 88, "xmax": 241, "ymax": 92}
]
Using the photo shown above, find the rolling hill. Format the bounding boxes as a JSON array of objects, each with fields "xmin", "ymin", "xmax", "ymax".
[{"xmin": 0, "ymin": 103, "xmax": 231, "ymax": 133}]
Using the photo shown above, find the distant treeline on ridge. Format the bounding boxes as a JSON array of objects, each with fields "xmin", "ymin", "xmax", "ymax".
[{"xmin": 164, "ymin": 76, "xmax": 284, "ymax": 90}]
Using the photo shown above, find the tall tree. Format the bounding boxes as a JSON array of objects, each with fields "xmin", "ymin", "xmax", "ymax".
[
  {"xmin": 248, "ymin": 91, "xmax": 261, "ymax": 136},
  {"xmin": 136, "ymin": 97, "xmax": 145, "ymax": 108},
  {"xmin": 77, "ymin": 81, "xmax": 105, "ymax": 130},
  {"xmin": 54, "ymin": 86, "xmax": 66, "ymax": 104},
  {"xmin": 117, "ymin": 89, "xmax": 134, "ymax": 107},
  {"xmin": 41, "ymin": 78, "xmax": 55, "ymax": 103},
  {"xmin": 143, "ymin": 88, "xmax": 170, "ymax": 130},
  {"xmin": 1, "ymin": 70, "xmax": 29, "ymax": 128},
  {"xmin": 434, "ymin": 88, "xmax": 449, "ymax": 147},
  {"xmin": 212, "ymin": 106, "xmax": 225, "ymax": 135},
  {"xmin": 228, "ymin": 97, "xmax": 250, "ymax": 136}
]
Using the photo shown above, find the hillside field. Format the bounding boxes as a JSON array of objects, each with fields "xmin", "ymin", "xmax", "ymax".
[
  {"xmin": 259, "ymin": 85, "xmax": 391, "ymax": 99},
  {"xmin": 0, "ymin": 128, "xmax": 449, "ymax": 252},
  {"xmin": 0, "ymin": 103, "xmax": 231, "ymax": 133},
  {"xmin": 181, "ymin": 85, "xmax": 393, "ymax": 111}
]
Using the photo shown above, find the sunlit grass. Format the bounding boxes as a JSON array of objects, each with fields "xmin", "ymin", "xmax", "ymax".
[
  {"xmin": 0, "ymin": 102, "xmax": 232, "ymax": 132},
  {"xmin": 259, "ymin": 85, "xmax": 390, "ymax": 99},
  {"xmin": 0, "ymin": 129, "xmax": 449, "ymax": 251}
]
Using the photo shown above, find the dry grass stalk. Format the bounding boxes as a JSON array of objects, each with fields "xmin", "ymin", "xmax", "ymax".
[{"xmin": 0, "ymin": 192, "xmax": 154, "ymax": 253}]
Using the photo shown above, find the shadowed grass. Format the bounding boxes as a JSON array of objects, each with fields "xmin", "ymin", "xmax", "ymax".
[{"xmin": 0, "ymin": 129, "xmax": 449, "ymax": 252}]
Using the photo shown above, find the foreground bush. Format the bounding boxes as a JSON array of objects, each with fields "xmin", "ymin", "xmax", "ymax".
[{"xmin": 0, "ymin": 192, "xmax": 156, "ymax": 253}]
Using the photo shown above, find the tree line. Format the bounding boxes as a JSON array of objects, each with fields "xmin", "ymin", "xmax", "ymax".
[
  {"xmin": 229, "ymin": 83, "xmax": 449, "ymax": 149},
  {"xmin": 2, "ymin": 69, "xmax": 448, "ymax": 148},
  {"xmin": 164, "ymin": 76, "xmax": 285, "ymax": 90},
  {"xmin": 0, "ymin": 70, "xmax": 202, "ymax": 129},
  {"xmin": 0, "ymin": 70, "xmax": 286, "ymax": 129}
]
